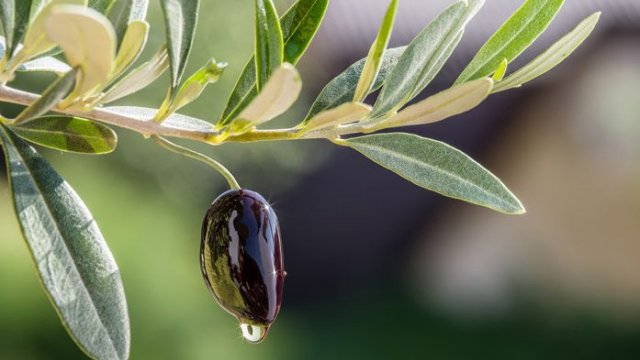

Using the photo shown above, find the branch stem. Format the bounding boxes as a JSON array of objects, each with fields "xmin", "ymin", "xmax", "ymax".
[
  {"xmin": 0, "ymin": 84, "xmax": 374, "ymax": 145},
  {"xmin": 152, "ymin": 135, "xmax": 241, "ymax": 190}
]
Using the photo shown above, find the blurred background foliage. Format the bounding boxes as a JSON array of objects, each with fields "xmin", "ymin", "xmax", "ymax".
[{"xmin": 1, "ymin": 0, "xmax": 640, "ymax": 359}]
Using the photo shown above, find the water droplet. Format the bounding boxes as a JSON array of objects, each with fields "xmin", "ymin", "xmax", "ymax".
[{"xmin": 240, "ymin": 323, "xmax": 269, "ymax": 344}]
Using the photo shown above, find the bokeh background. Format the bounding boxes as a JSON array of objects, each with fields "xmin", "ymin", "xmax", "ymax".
[{"xmin": 1, "ymin": 0, "xmax": 640, "ymax": 358}]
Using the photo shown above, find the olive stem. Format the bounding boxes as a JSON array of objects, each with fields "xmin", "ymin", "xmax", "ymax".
[{"xmin": 152, "ymin": 135, "xmax": 241, "ymax": 190}]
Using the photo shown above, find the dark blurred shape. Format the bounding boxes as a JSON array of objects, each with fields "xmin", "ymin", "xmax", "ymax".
[
  {"xmin": 412, "ymin": 33, "xmax": 640, "ymax": 320},
  {"xmin": 284, "ymin": 290, "xmax": 640, "ymax": 360},
  {"xmin": 308, "ymin": 0, "xmax": 640, "ymax": 73}
]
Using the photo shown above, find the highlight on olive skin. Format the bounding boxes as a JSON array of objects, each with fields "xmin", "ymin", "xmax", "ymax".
[{"xmin": 200, "ymin": 189, "xmax": 285, "ymax": 343}]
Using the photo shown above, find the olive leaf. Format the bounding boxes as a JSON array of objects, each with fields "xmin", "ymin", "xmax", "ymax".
[
  {"xmin": 353, "ymin": 0, "xmax": 398, "ymax": 103},
  {"xmin": 18, "ymin": 55, "xmax": 71, "ymax": 74},
  {"xmin": 46, "ymin": 5, "xmax": 116, "ymax": 97},
  {"xmin": 220, "ymin": 0, "xmax": 328, "ymax": 125},
  {"xmin": 99, "ymin": 47, "xmax": 168, "ymax": 104},
  {"xmin": 227, "ymin": 63, "xmax": 302, "ymax": 134},
  {"xmin": 104, "ymin": 0, "xmax": 128, "ymax": 42},
  {"xmin": 159, "ymin": 0, "xmax": 200, "ymax": 92},
  {"xmin": 279, "ymin": 0, "xmax": 328, "ymax": 64},
  {"xmin": 167, "ymin": 58, "xmax": 227, "ymax": 114},
  {"xmin": 106, "ymin": 0, "xmax": 149, "ymax": 45},
  {"xmin": 11, "ymin": 116, "xmax": 118, "ymax": 154},
  {"xmin": 455, "ymin": 0, "xmax": 565, "ymax": 84},
  {"xmin": 89, "ymin": 0, "xmax": 149, "ymax": 42},
  {"xmin": 372, "ymin": 78, "xmax": 493, "ymax": 130},
  {"xmin": 19, "ymin": 0, "xmax": 87, "ymax": 60},
  {"xmin": 493, "ymin": 12, "xmax": 600, "ymax": 93},
  {"xmin": 492, "ymin": 58, "xmax": 508, "ymax": 82},
  {"xmin": 303, "ymin": 46, "xmax": 406, "ymax": 123},
  {"xmin": 370, "ymin": 0, "xmax": 484, "ymax": 119},
  {"xmin": 105, "ymin": 106, "xmax": 215, "ymax": 132},
  {"xmin": 303, "ymin": 102, "xmax": 372, "ymax": 132},
  {"xmin": 14, "ymin": 68, "xmax": 79, "ymax": 124},
  {"xmin": 0, "ymin": 35, "xmax": 71, "ymax": 73},
  {"xmin": 128, "ymin": 0, "xmax": 147, "ymax": 20},
  {"xmin": 344, "ymin": 133, "xmax": 525, "ymax": 214},
  {"xmin": 0, "ymin": 0, "xmax": 33, "ymax": 59},
  {"xmin": 254, "ymin": 0, "xmax": 283, "ymax": 91},
  {"xmin": 29, "ymin": 0, "xmax": 46, "ymax": 18},
  {"xmin": 0, "ymin": 125, "xmax": 129, "ymax": 360},
  {"xmin": 112, "ymin": 20, "xmax": 149, "ymax": 78},
  {"xmin": 88, "ymin": 0, "xmax": 116, "ymax": 13}
]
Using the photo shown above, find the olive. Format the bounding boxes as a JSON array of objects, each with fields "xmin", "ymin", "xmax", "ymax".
[{"xmin": 200, "ymin": 189, "xmax": 285, "ymax": 343}]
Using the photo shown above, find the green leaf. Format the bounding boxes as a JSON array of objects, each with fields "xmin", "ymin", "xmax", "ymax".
[
  {"xmin": 106, "ymin": 106, "xmax": 215, "ymax": 132},
  {"xmin": 14, "ymin": 68, "xmax": 78, "ymax": 124},
  {"xmin": 46, "ymin": 5, "xmax": 116, "ymax": 97},
  {"xmin": 88, "ymin": 0, "xmax": 116, "ymax": 14},
  {"xmin": 344, "ymin": 133, "xmax": 525, "ymax": 214},
  {"xmin": 18, "ymin": 55, "xmax": 72, "ymax": 74},
  {"xmin": 0, "ymin": 35, "xmax": 8, "ymax": 55},
  {"xmin": 493, "ymin": 12, "xmax": 600, "ymax": 93},
  {"xmin": 492, "ymin": 58, "xmax": 508, "ymax": 81},
  {"xmin": 100, "ymin": 47, "xmax": 168, "ymax": 104},
  {"xmin": 167, "ymin": 58, "xmax": 227, "ymax": 114},
  {"xmin": 0, "ymin": 35, "xmax": 72, "ymax": 74},
  {"xmin": 0, "ymin": 125, "xmax": 129, "ymax": 359},
  {"xmin": 19, "ymin": 0, "xmax": 87, "ymax": 60},
  {"xmin": 11, "ymin": 116, "xmax": 118, "ymax": 154},
  {"xmin": 93, "ymin": 0, "xmax": 148, "ymax": 45},
  {"xmin": 227, "ymin": 63, "xmax": 301, "ymax": 134},
  {"xmin": 455, "ymin": 0, "xmax": 564, "ymax": 84},
  {"xmin": 128, "ymin": 0, "xmax": 147, "ymax": 20},
  {"xmin": 372, "ymin": 77, "xmax": 493, "ymax": 130},
  {"xmin": 0, "ymin": 0, "xmax": 33, "ymax": 59},
  {"xmin": 29, "ymin": 0, "xmax": 46, "ymax": 18},
  {"xmin": 220, "ymin": 0, "xmax": 328, "ymax": 125},
  {"xmin": 304, "ymin": 46, "xmax": 406, "ymax": 123},
  {"xmin": 159, "ymin": 0, "xmax": 200, "ymax": 92},
  {"xmin": 103, "ymin": 0, "xmax": 148, "ymax": 46},
  {"xmin": 353, "ymin": 0, "xmax": 398, "ymax": 102},
  {"xmin": 371, "ymin": 0, "xmax": 484, "ymax": 119},
  {"xmin": 279, "ymin": 0, "xmax": 327, "ymax": 64},
  {"xmin": 106, "ymin": 0, "xmax": 135, "ymax": 45},
  {"xmin": 303, "ymin": 102, "xmax": 372, "ymax": 132},
  {"xmin": 112, "ymin": 20, "xmax": 149, "ymax": 78},
  {"xmin": 254, "ymin": 0, "xmax": 283, "ymax": 91}
]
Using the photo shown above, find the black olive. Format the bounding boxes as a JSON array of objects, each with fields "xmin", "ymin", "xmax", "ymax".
[{"xmin": 200, "ymin": 189, "xmax": 284, "ymax": 343}]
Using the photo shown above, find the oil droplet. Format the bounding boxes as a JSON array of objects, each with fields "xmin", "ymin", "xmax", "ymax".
[{"xmin": 240, "ymin": 323, "xmax": 269, "ymax": 344}]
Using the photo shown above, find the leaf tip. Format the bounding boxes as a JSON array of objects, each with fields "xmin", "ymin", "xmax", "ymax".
[
  {"xmin": 504, "ymin": 197, "xmax": 527, "ymax": 215},
  {"xmin": 480, "ymin": 76, "xmax": 495, "ymax": 88},
  {"xmin": 512, "ymin": 204, "xmax": 527, "ymax": 215},
  {"xmin": 492, "ymin": 58, "xmax": 508, "ymax": 82}
]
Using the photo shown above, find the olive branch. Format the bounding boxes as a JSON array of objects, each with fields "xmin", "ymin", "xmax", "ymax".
[{"xmin": 0, "ymin": 0, "xmax": 599, "ymax": 358}]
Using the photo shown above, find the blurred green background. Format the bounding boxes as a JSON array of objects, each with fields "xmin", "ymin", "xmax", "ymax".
[{"xmin": 1, "ymin": 1, "xmax": 640, "ymax": 359}]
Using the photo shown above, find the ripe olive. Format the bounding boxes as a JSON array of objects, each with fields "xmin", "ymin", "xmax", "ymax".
[{"xmin": 200, "ymin": 189, "xmax": 285, "ymax": 343}]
